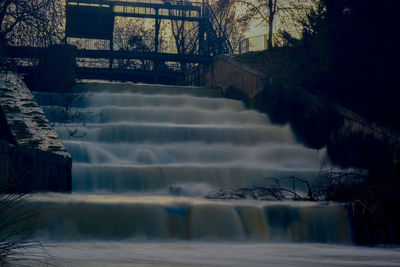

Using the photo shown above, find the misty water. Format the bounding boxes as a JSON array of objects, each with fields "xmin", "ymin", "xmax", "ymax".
[{"xmin": 28, "ymin": 83, "xmax": 400, "ymax": 266}]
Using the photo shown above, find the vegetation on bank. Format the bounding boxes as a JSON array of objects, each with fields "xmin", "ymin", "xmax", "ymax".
[
  {"xmin": 237, "ymin": 0, "xmax": 400, "ymax": 132},
  {"xmin": 0, "ymin": 188, "xmax": 49, "ymax": 266},
  {"xmin": 228, "ymin": 0, "xmax": 400, "ymax": 244}
]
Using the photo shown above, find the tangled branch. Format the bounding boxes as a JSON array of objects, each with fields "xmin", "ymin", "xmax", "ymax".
[{"xmin": 205, "ymin": 175, "xmax": 314, "ymax": 201}]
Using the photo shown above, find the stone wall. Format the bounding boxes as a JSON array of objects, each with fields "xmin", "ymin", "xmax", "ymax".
[{"xmin": 0, "ymin": 71, "xmax": 71, "ymax": 192}]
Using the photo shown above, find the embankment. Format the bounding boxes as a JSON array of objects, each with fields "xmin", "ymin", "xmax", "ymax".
[
  {"xmin": 191, "ymin": 55, "xmax": 400, "ymax": 175},
  {"xmin": 188, "ymin": 54, "xmax": 400, "ymax": 244}
]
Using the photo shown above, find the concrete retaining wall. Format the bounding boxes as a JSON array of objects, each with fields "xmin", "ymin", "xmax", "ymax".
[
  {"xmin": 187, "ymin": 55, "xmax": 264, "ymax": 98},
  {"xmin": 0, "ymin": 71, "xmax": 71, "ymax": 192},
  {"xmin": 0, "ymin": 139, "xmax": 71, "ymax": 191},
  {"xmin": 190, "ymin": 55, "xmax": 400, "ymax": 176}
]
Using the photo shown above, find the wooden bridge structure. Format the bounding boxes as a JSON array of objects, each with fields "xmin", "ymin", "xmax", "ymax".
[{"xmin": 6, "ymin": 0, "xmax": 232, "ymax": 84}]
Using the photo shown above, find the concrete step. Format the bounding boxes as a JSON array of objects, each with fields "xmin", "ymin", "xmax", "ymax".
[{"xmin": 72, "ymin": 82, "xmax": 222, "ymax": 97}]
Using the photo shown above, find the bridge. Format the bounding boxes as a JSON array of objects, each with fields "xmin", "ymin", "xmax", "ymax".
[
  {"xmin": 6, "ymin": 45, "xmax": 212, "ymax": 84},
  {"xmin": 6, "ymin": 0, "xmax": 232, "ymax": 84}
]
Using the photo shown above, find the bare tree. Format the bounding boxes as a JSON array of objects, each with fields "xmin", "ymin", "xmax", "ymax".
[
  {"xmin": 113, "ymin": 18, "xmax": 159, "ymax": 71},
  {"xmin": 211, "ymin": 0, "xmax": 249, "ymax": 52},
  {"xmin": 0, "ymin": 0, "xmax": 64, "ymax": 47},
  {"xmin": 166, "ymin": 1, "xmax": 199, "ymax": 71},
  {"xmin": 168, "ymin": 0, "xmax": 246, "ymax": 68},
  {"xmin": 170, "ymin": 19, "xmax": 198, "ymax": 71},
  {"xmin": 237, "ymin": 0, "xmax": 312, "ymax": 48},
  {"xmin": 171, "ymin": 19, "xmax": 198, "ymax": 54}
]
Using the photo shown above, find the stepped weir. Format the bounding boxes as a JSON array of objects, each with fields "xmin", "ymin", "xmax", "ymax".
[{"xmin": 23, "ymin": 82, "xmax": 400, "ymax": 266}]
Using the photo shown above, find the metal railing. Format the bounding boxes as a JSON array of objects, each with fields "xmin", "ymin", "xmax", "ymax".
[{"xmin": 239, "ymin": 34, "xmax": 268, "ymax": 54}]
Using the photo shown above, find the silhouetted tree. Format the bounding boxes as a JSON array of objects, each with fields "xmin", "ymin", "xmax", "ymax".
[
  {"xmin": 113, "ymin": 18, "xmax": 162, "ymax": 70},
  {"xmin": 211, "ymin": 0, "xmax": 248, "ymax": 52},
  {"xmin": 169, "ymin": 7, "xmax": 199, "ymax": 72},
  {"xmin": 301, "ymin": 0, "xmax": 400, "ymax": 130},
  {"xmin": 0, "ymin": 0, "xmax": 64, "ymax": 46},
  {"xmin": 237, "ymin": 0, "xmax": 311, "ymax": 48}
]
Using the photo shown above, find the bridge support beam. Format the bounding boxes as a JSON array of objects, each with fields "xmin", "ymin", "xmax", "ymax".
[
  {"xmin": 154, "ymin": 9, "xmax": 161, "ymax": 83},
  {"xmin": 199, "ymin": 20, "xmax": 205, "ymax": 55},
  {"xmin": 155, "ymin": 9, "xmax": 160, "ymax": 54},
  {"xmin": 109, "ymin": 37, "xmax": 114, "ymax": 70},
  {"xmin": 109, "ymin": 4, "xmax": 115, "ymax": 70}
]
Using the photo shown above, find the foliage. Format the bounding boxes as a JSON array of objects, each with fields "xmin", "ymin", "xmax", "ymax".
[
  {"xmin": 210, "ymin": 0, "xmax": 249, "ymax": 52},
  {"xmin": 169, "ymin": 10, "xmax": 199, "ymax": 71},
  {"xmin": 237, "ymin": 0, "xmax": 400, "ymax": 132},
  {"xmin": 300, "ymin": 0, "xmax": 400, "ymax": 131},
  {"xmin": 233, "ymin": 1, "xmax": 400, "ymax": 244},
  {"xmin": 0, "ymin": 192, "xmax": 31, "ymax": 264},
  {"xmin": 236, "ymin": 0, "xmax": 312, "ymax": 48},
  {"xmin": 113, "ymin": 18, "xmax": 163, "ymax": 71},
  {"xmin": 169, "ymin": 0, "xmax": 247, "ymax": 69},
  {"xmin": 315, "ymin": 165, "xmax": 400, "ymax": 244},
  {"xmin": 0, "ymin": 0, "xmax": 64, "ymax": 47},
  {"xmin": 0, "ymin": 187, "xmax": 51, "ymax": 265}
]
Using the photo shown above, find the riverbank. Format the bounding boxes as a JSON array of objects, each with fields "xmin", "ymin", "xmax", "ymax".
[{"xmin": 189, "ymin": 50, "xmax": 400, "ymax": 245}]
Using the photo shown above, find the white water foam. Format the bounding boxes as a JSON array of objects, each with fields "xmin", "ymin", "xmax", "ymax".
[{"xmin": 31, "ymin": 83, "xmax": 348, "ymax": 244}]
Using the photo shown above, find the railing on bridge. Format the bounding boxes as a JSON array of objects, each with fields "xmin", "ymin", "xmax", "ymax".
[
  {"xmin": 239, "ymin": 34, "xmax": 268, "ymax": 54},
  {"xmin": 67, "ymin": 0, "xmax": 204, "ymax": 21},
  {"xmin": 6, "ymin": 46, "xmax": 211, "ymax": 64},
  {"xmin": 5, "ymin": 0, "xmax": 232, "ymax": 84},
  {"xmin": 65, "ymin": 0, "xmax": 232, "ymax": 56}
]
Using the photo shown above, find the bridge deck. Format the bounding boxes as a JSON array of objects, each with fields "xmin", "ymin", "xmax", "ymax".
[
  {"xmin": 6, "ymin": 46, "xmax": 211, "ymax": 64},
  {"xmin": 7, "ymin": 45, "xmax": 194, "ymax": 84},
  {"xmin": 16, "ymin": 65, "xmax": 184, "ymax": 85}
]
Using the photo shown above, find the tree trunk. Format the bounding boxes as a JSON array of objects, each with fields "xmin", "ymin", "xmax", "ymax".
[
  {"xmin": 267, "ymin": 0, "xmax": 274, "ymax": 49},
  {"xmin": 267, "ymin": 17, "xmax": 273, "ymax": 49}
]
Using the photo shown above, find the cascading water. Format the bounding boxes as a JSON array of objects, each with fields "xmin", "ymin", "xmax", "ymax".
[{"xmin": 26, "ymin": 82, "xmax": 400, "ymax": 266}]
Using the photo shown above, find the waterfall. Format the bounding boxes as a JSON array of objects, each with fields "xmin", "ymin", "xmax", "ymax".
[{"xmin": 31, "ymin": 82, "xmax": 351, "ymax": 243}]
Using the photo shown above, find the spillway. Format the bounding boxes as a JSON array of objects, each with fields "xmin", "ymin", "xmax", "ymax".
[{"xmin": 23, "ymin": 82, "xmax": 392, "ymax": 266}]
